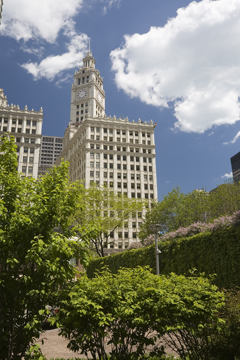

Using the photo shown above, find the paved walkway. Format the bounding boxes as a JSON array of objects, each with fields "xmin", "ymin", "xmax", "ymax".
[{"xmin": 39, "ymin": 329, "xmax": 177, "ymax": 360}]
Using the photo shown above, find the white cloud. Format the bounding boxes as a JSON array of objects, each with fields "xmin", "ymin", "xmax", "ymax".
[
  {"xmin": 110, "ymin": 0, "xmax": 240, "ymax": 133},
  {"xmin": 21, "ymin": 33, "xmax": 88, "ymax": 81},
  {"xmin": 223, "ymin": 131, "xmax": 240, "ymax": 145},
  {"xmin": 221, "ymin": 172, "xmax": 233, "ymax": 179},
  {"xmin": 0, "ymin": 0, "xmax": 84, "ymax": 43},
  {"xmin": 101, "ymin": 0, "xmax": 121, "ymax": 14}
]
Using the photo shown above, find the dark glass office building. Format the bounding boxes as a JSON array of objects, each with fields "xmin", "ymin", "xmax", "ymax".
[{"xmin": 231, "ymin": 152, "xmax": 240, "ymax": 183}]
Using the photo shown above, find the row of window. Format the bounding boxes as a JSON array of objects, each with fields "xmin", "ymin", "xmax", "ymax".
[
  {"xmin": 101, "ymin": 163, "xmax": 153, "ymax": 172},
  {"xmin": 90, "ymin": 135, "xmax": 151, "ymax": 145},
  {"xmin": 76, "ymin": 103, "xmax": 88, "ymax": 109},
  {"xmin": 77, "ymin": 76, "xmax": 89, "ymax": 84},
  {"xmin": 90, "ymin": 144, "xmax": 153, "ymax": 153},
  {"xmin": 90, "ymin": 171, "xmax": 154, "ymax": 182},
  {"xmin": 91, "ymin": 127, "xmax": 151, "ymax": 138},
  {"xmin": 22, "ymin": 156, "xmax": 34, "ymax": 164},
  {"xmin": 0, "ymin": 119, "xmax": 37, "ymax": 126},
  {"xmin": 0, "ymin": 127, "xmax": 37, "ymax": 134},
  {"xmin": 16, "ymin": 147, "xmax": 35, "ymax": 154},
  {"xmin": 21, "ymin": 165, "xmax": 33, "ymax": 174}
]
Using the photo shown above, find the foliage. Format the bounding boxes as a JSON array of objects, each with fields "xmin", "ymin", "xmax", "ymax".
[
  {"xmin": 57, "ymin": 267, "xmax": 224, "ymax": 360},
  {"xmin": 140, "ymin": 183, "xmax": 240, "ymax": 241},
  {"xmin": 87, "ymin": 223, "xmax": 240, "ymax": 289},
  {"xmin": 71, "ymin": 182, "xmax": 144, "ymax": 256},
  {"xmin": 206, "ymin": 287, "xmax": 240, "ymax": 360},
  {"xmin": 0, "ymin": 136, "xmax": 93, "ymax": 360}
]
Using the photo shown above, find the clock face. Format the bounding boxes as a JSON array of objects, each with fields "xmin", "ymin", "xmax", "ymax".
[
  {"xmin": 77, "ymin": 89, "xmax": 87, "ymax": 100},
  {"xmin": 98, "ymin": 94, "xmax": 102, "ymax": 103}
]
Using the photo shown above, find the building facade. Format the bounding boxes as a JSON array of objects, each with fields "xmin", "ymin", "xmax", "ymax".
[
  {"xmin": 231, "ymin": 152, "xmax": 240, "ymax": 183},
  {"xmin": 0, "ymin": 88, "xmax": 43, "ymax": 178},
  {"xmin": 56, "ymin": 51, "xmax": 158, "ymax": 247},
  {"xmin": 0, "ymin": 0, "xmax": 3, "ymax": 24},
  {"xmin": 38, "ymin": 135, "xmax": 63, "ymax": 176}
]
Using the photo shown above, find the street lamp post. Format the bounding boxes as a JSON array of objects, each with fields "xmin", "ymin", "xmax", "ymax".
[{"xmin": 149, "ymin": 224, "xmax": 162, "ymax": 275}]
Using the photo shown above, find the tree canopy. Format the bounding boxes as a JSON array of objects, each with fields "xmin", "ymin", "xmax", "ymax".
[
  {"xmin": 0, "ymin": 136, "xmax": 94, "ymax": 359},
  {"xmin": 72, "ymin": 182, "xmax": 145, "ymax": 256},
  {"xmin": 140, "ymin": 183, "xmax": 240, "ymax": 240}
]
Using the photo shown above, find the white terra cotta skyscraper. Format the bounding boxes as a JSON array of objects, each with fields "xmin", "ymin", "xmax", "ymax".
[{"xmin": 56, "ymin": 50, "xmax": 158, "ymax": 248}]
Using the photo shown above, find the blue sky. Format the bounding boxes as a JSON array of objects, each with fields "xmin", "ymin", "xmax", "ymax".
[{"xmin": 0, "ymin": 0, "xmax": 240, "ymax": 199}]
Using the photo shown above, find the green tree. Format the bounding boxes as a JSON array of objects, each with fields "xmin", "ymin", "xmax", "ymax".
[
  {"xmin": 57, "ymin": 267, "xmax": 225, "ymax": 360},
  {"xmin": 140, "ymin": 183, "xmax": 240, "ymax": 241},
  {"xmin": 0, "ymin": 136, "xmax": 93, "ymax": 360},
  {"xmin": 72, "ymin": 183, "xmax": 144, "ymax": 256}
]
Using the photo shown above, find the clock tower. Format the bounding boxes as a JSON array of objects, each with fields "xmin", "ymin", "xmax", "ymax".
[{"xmin": 69, "ymin": 50, "xmax": 105, "ymax": 125}]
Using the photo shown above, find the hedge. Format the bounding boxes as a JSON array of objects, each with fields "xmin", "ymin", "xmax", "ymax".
[{"xmin": 86, "ymin": 225, "xmax": 240, "ymax": 288}]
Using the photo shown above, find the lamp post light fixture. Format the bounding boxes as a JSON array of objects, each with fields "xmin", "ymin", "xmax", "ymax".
[{"xmin": 149, "ymin": 224, "xmax": 162, "ymax": 275}]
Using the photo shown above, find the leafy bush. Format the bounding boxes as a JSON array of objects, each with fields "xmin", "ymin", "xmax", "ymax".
[{"xmin": 57, "ymin": 267, "xmax": 224, "ymax": 360}]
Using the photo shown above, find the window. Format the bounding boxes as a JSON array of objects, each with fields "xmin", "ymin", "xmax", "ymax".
[
  {"xmin": 148, "ymin": 149, "xmax": 152, "ymax": 154},
  {"xmin": 130, "ymin": 148, "xmax": 134, "ymax": 152},
  {"xmin": 117, "ymin": 155, "xmax": 121, "ymax": 161},
  {"xmin": 23, "ymin": 156, "xmax": 27, "ymax": 163},
  {"xmin": 133, "ymin": 232, "xmax": 137, "ymax": 239},
  {"xmin": 104, "ymin": 172, "xmax": 107, "ymax": 178},
  {"xmin": 104, "ymin": 163, "xmax": 107, "ymax": 169},
  {"xmin": 147, "ymin": 133, "xmax": 150, "ymax": 138},
  {"xmin": 104, "ymin": 136, "xmax": 107, "ymax": 141},
  {"xmin": 28, "ymin": 166, "xmax": 33, "ymax": 174},
  {"xmin": 118, "ymin": 182, "xmax": 121, "ymax": 188},
  {"xmin": 31, "ymin": 139, "xmax": 35, "ymax": 144},
  {"xmin": 132, "ymin": 222, "xmax": 136, "ymax": 228},
  {"xmin": 131, "ymin": 165, "xmax": 134, "ymax": 171},
  {"xmin": 4, "ymin": 118, "xmax": 8, "ymax": 123},
  {"xmin": 109, "ymin": 163, "xmax": 113, "ymax": 169},
  {"xmin": 11, "ymin": 127, "xmax": 16, "ymax": 132},
  {"xmin": 109, "ymin": 146, "xmax": 113, "ymax": 150},
  {"xmin": 145, "ymin": 184, "xmax": 148, "ymax": 190},
  {"xmin": 27, "ymin": 120, "xmax": 31, "ymax": 126},
  {"xmin": 149, "ymin": 175, "xmax": 153, "ymax": 181},
  {"xmin": 123, "ymin": 173, "xmax": 127, "ymax": 179},
  {"xmin": 12, "ymin": 119, "xmax": 16, "ymax": 124},
  {"xmin": 123, "ymin": 147, "xmax": 126, "ymax": 152},
  {"xmin": 130, "ymin": 156, "xmax": 134, "ymax": 162},
  {"xmin": 131, "ymin": 193, "xmax": 135, "ymax": 198},
  {"xmin": 123, "ymin": 156, "xmax": 126, "ymax": 161},
  {"xmin": 90, "ymin": 153, "xmax": 94, "ymax": 159},
  {"xmin": 91, "ymin": 135, "xmax": 94, "ymax": 140},
  {"xmin": 143, "ymin": 149, "xmax": 146, "ymax": 153},
  {"xmin": 90, "ymin": 171, "xmax": 94, "ymax": 177},
  {"xmin": 143, "ymin": 157, "xmax": 146, "ymax": 163},
  {"xmin": 117, "ymin": 137, "xmax": 120, "ymax": 142},
  {"xmin": 131, "ymin": 174, "xmax": 134, "ymax": 180},
  {"xmin": 96, "ymin": 162, "xmax": 100, "ymax": 168},
  {"xmin": 149, "ymin": 166, "xmax": 152, "ymax": 172},
  {"xmin": 22, "ymin": 166, "xmax": 27, "ymax": 173},
  {"xmin": 16, "ymin": 137, "xmax": 20, "ymax": 142},
  {"xmin": 104, "ymin": 154, "xmax": 107, "ymax": 159},
  {"xmin": 123, "ymin": 164, "xmax": 127, "ymax": 170},
  {"xmin": 148, "ymin": 158, "xmax": 152, "ymax": 163},
  {"xmin": 24, "ymin": 147, "xmax": 28, "ymax": 153},
  {"xmin": 123, "ymin": 183, "xmax": 127, "ymax": 189},
  {"xmin": 96, "ymin": 127, "xmax": 100, "ymax": 132},
  {"xmin": 144, "ymin": 166, "xmax": 147, "ymax": 171},
  {"xmin": 77, "ymin": 105, "xmax": 79, "ymax": 109},
  {"xmin": 135, "ymin": 132, "xmax": 138, "ymax": 136},
  {"xmin": 26, "ymin": 128, "xmax": 30, "ymax": 134},
  {"xmin": 117, "ymin": 146, "xmax": 121, "ymax": 151},
  {"xmin": 137, "ymin": 183, "xmax": 141, "ymax": 189},
  {"xmin": 29, "ymin": 157, "xmax": 34, "ymax": 164},
  {"xmin": 136, "ymin": 165, "xmax": 140, "ymax": 171},
  {"xmin": 117, "ymin": 129, "xmax": 120, "ymax": 135},
  {"xmin": 18, "ymin": 120, "xmax": 22, "ymax": 125},
  {"xmin": 150, "ymin": 184, "xmax": 153, "ymax": 190},
  {"xmin": 96, "ymin": 153, "xmax": 100, "ymax": 159},
  {"xmin": 136, "ymin": 174, "xmax": 140, "ymax": 180},
  {"xmin": 117, "ymin": 164, "xmax": 121, "ymax": 169},
  {"xmin": 30, "ymin": 148, "xmax": 34, "ymax": 154},
  {"xmin": 117, "ymin": 173, "xmax": 121, "ymax": 179},
  {"xmin": 91, "ymin": 127, "xmax": 94, "ymax": 132},
  {"xmin": 109, "ymin": 172, "xmax": 113, "ymax": 178},
  {"xmin": 90, "ymin": 162, "xmax": 94, "ymax": 168},
  {"xmin": 23, "ymin": 137, "xmax": 28, "ymax": 143},
  {"xmin": 124, "ymin": 232, "xmax": 128, "ymax": 239},
  {"xmin": 104, "ymin": 128, "xmax": 107, "ymax": 133},
  {"xmin": 90, "ymin": 144, "xmax": 94, "ymax": 149},
  {"xmin": 109, "ymin": 154, "xmax": 113, "ymax": 160},
  {"xmin": 145, "ymin": 193, "xmax": 149, "ymax": 199},
  {"xmin": 136, "ymin": 157, "xmax": 139, "ymax": 162},
  {"xmin": 104, "ymin": 145, "xmax": 107, "ymax": 150},
  {"xmin": 18, "ymin": 128, "xmax": 22, "ymax": 133},
  {"xmin": 118, "ymin": 232, "xmax": 122, "ymax": 238}
]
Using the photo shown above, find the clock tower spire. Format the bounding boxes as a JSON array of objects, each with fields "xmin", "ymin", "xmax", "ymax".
[{"xmin": 69, "ymin": 50, "xmax": 105, "ymax": 125}]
